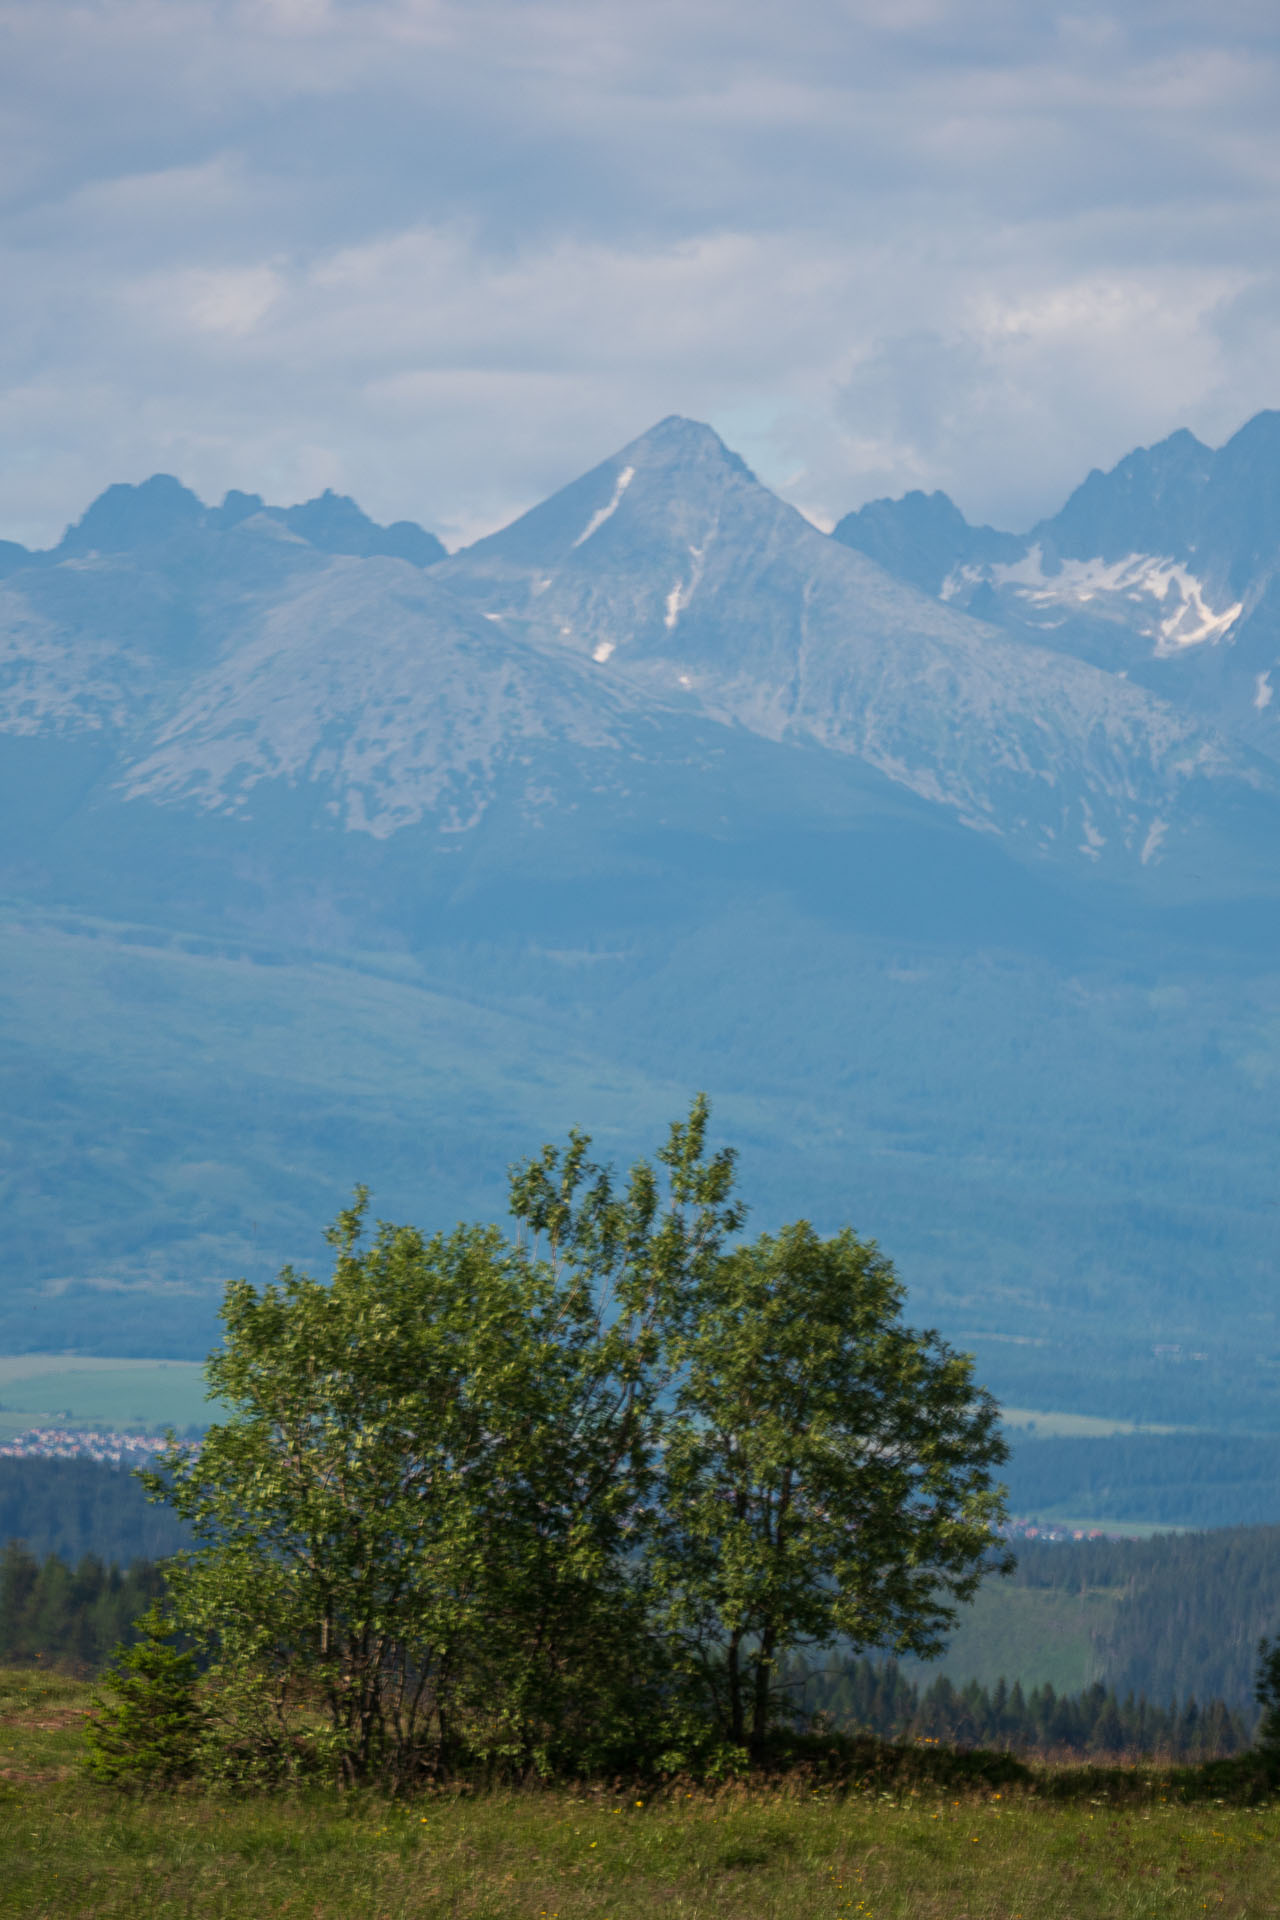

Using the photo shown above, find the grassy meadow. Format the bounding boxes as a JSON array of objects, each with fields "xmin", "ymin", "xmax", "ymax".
[
  {"xmin": 0, "ymin": 1356, "xmax": 212, "ymax": 1441},
  {"xmin": 2, "ymin": 1668, "xmax": 1276, "ymax": 1919},
  {"xmin": 902, "ymin": 1582, "xmax": 1115, "ymax": 1695},
  {"xmin": 997, "ymin": 1409, "xmax": 1182, "ymax": 1441}
]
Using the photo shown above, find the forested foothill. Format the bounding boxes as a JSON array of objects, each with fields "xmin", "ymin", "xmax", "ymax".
[
  {"xmin": 0, "ymin": 1457, "xmax": 189, "ymax": 1564},
  {"xmin": 1003, "ymin": 1431, "xmax": 1280, "ymax": 1530},
  {"xmin": 0, "ymin": 1543, "xmax": 165, "ymax": 1670},
  {"xmin": 1002, "ymin": 1532, "xmax": 1280, "ymax": 1710},
  {"xmin": 800, "ymin": 1658, "xmax": 1250, "ymax": 1759}
]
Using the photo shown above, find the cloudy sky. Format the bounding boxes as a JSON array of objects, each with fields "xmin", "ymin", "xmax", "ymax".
[{"xmin": 1, "ymin": 0, "xmax": 1278, "ymax": 548}]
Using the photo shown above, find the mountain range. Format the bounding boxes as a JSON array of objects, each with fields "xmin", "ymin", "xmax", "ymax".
[
  {"xmin": 834, "ymin": 411, "xmax": 1280, "ymax": 766},
  {"xmin": 4, "ymin": 413, "xmax": 1280, "ymax": 1435}
]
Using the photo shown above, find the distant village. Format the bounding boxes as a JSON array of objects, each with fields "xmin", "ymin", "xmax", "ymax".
[
  {"xmin": 0, "ymin": 1428, "xmax": 172, "ymax": 1466},
  {"xmin": 0, "ymin": 1427, "xmax": 1129, "ymax": 1542},
  {"xmin": 1000, "ymin": 1517, "xmax": 1127, "ymax": 1543}
]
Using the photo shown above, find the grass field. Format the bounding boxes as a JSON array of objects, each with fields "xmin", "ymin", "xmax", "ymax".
[
  {"xmin": 999, "ymin": 1410, "xmax": 1184, "ymax": 1440},
  {"xmin": 0, "ymin": 1355, "xmax": 212, "ymax": 1439},
  {"xmin": 903, "ymin": 1584, "xmax": 1114, "ymax": 1696},
  {"xmin": 1, "ymin": 1669, "xmax": 1277, "ymax": 1919},
  {"xmin": 0, "ymin": 1369, "xmax": 1167, "ymax": 1457}
]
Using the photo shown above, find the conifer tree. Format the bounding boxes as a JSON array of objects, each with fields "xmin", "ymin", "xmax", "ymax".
[{"xmin": 84, "ymin": 1603, "xmax": 204, "ymax": 1787}]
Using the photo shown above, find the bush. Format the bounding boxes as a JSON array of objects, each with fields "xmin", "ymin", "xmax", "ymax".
[{"xmin": 84, "ymin": 1604, "xmax": 205, "ymax": 1788}]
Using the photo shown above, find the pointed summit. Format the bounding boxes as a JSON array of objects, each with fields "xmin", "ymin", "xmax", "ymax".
[
  {"xmin": 623, "ymin": 413, "xmax": 756, "ymax": 476},
  {"xmin": 58, "ymin": 475, "xmax": 205, "ymax": 556},
  {"xmin": 438, "ymin": 410, "xmax": 837, "ymax": 682},
  {"xmin": 450, "ymin": 416, "xmax": 758, "ymax": 575},
  {"xmin": 439, "ymin": 418, "xmax": 1239, "ymax": 867},
  {"xmin": 1035, "ymin": 428, "xmax": 1213, "ymax": 565}
]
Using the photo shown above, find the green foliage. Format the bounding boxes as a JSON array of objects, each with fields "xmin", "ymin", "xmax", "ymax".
[
  {"xmin": 654, "ymin": 1222, "xmax": 1010, "ymax": 1757},
  {"xmin": 127, "ymin": 1101, "xmax": 1009, "ymax": 1788},
  {"xmin": 148, "ymin": 1208, "xmax": 579, "ymax": 1784},
  {"xmin": 1255, "ymin": 1635, "xmax": 1280, "ymax": 1754},
  {"xmin": 141, "ymin": 1106, "xmax": 746, "ymax": 1785},
  {"xmin": 0, "ymin": 1542, "xmax": 167, "ymax": 1669},
  {"xmin": 83, "ymin": 1603, "xmax": 204, "ymax": 1787}
]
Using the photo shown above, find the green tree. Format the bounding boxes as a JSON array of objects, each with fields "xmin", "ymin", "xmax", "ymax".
[
  {"xmin": 653, "ymin": 1222, "xmax": 1010, "ymax": 1759},
  {"xmin": 1254, "ymin": 1635, "xmax": 1280, "ymax": 1756},
  {"xmin": 147, "ymin": 1208, "xmax": 574, "ymax": 1785},
  {"xmin": 493, "ymin": 1094, "xmax": 743, "ymax": 1772},
  {"xmin": 137, "ymin": 1101, "xmax": 1011, "ymax": 1782},
  {"xmin": 145, "ymin": 1100, "xmax": 744, "ymax": 1784},
  {"xmin": 83, "ymin": 1603, "xmax": 204, "ymax": 1786}
]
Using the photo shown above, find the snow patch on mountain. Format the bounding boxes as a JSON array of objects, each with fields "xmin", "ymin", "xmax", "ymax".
[
  {"xmin": 662, "ymin": 543, "xmax": 707, "ymax": 632},
  {"xmin": 944, "ymin": 548, "xmax": 1242, "ymax": 654},
  {"xmin": 572, "ymin": 466, "xmax": 634, "ymax": 549}
]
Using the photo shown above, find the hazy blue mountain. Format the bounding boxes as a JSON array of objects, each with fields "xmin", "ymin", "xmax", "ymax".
[
  {"xmin": 57, "ymin": 475, "xmax": 206, "ymax": 556},
  {"xmin": 266, "ymin": 489, "xmax": 446, "ymax": 565},
  {"xmin": 832, "ymin": 489, "xmax": 1022, "ymax": 596},
  {"xmin": 3, "ymin": 418, "xmax": 1280, "ymax": 1445},
  {"xmin": 439, "ymin": 416, "xmax": 1265, "ymax": 878},
  {"xmin": 841, "ymin": 411, "xmax": 1280, "ymax": 765},
  {"xmin": 6, "ymin": 477, "xmax": 446, "ymax": 573},
  {"xmin": 1036, "ymin": 429, "xmax": 1213, "ymax": 567}
]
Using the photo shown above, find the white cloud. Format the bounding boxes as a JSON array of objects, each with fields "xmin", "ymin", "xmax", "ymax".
[{"xmin": 0, "ymin": 0, "xmax": 1278, "ymax": 543}]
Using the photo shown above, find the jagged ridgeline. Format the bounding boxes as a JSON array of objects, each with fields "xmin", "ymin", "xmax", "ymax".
[{"xmin": 5, "ymin": 416, "xmax": 1280, "ymax": 1440}]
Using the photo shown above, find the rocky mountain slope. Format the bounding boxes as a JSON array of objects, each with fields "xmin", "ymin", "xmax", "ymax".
[
  {"xmin": 0, "ymin": 419, "xmax": 1268, "ymax": 885},
  {"xmin": 3, "ymin": 418, "xmax": 1280, "ymax": 1433},
  {"xmin": 833, "ymin": 410, "xmax": 1280, "ymax": 766}
]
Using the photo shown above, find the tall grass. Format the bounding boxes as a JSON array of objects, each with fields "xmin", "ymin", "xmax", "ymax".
[{"xmin": 1, "ymin": 1669, "xmax": 1276, "ymax": 1918}]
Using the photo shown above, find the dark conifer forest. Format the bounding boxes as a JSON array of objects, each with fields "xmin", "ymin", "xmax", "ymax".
[
  {"xmin": 0, "ymin": 1459, "xmax": 188, "ymax": 1564},
  {"xmin": 0, "ymin": 1543, "xmax": 165, "ymax": 1671},
  {"xmin": 799, "ymin": 1658, "xmax": 1249, "ymax": 1759}
]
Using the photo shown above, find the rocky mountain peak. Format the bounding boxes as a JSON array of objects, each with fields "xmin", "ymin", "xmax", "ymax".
[
  {"xmin": 438, "ymin": 418, "xmax": 1250, "ymax": 868},
  {"xmin": 0, "ymin": 417, "xmax": 1267, "ymax": 875},
  {"xmin": 58, "ymin": 474, "xmax": 205, "ymax": 556},
  {"xmin": 832, "ymin": 488, "xmax": 1022, "ymax": 596},
  {"xmin": 449, "ymin": 414, "xmax": 761, "ymax": 581},
  {"xmin": 1034, "ymin": 427, "xmax": 1214, "ymax": 567}
]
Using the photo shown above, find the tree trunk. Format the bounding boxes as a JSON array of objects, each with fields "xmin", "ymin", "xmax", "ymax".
[
  {"xmin": 727, "ymin": 1632, "xmax": 744, "ymax": 1747},
  {"xmin": 750, "ymin": 1624, "xmax": 776, "ymax": 1761}
]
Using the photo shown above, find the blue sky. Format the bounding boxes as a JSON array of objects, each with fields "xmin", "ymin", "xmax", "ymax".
[{"xmin": 1, "ymin": 0, "xmax": 1278, "ymax": 547}]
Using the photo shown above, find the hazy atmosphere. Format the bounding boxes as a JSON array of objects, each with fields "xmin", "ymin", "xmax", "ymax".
[
  {"xmin": 3, "ymin": 0, "xmax": 1280, "ymax": 545},
  {"xmin": 8, "ymin": 4, "xmax": 1280, "ymax": 1889}
]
